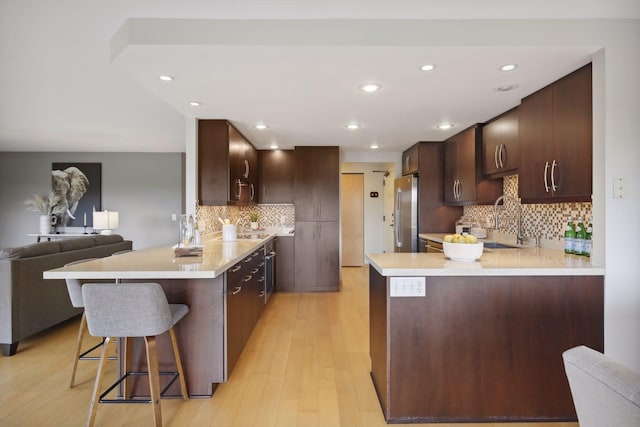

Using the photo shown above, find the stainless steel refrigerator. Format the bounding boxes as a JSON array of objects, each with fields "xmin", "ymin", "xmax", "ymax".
[{"xmin": 394, "ymin": 175, "xmax": 418, "ymax": 252}]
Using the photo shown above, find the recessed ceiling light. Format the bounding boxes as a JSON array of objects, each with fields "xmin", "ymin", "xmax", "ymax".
[
  {"xmin": 437, "ymin": 123, "xmax": 454, "ymax": 130},
  {"xmin": 269, "ymin": 143, "xmax": 279, "ymax": 150},
  {"xmin": 370, "ymin": 143, "xmax": 379, "ymax": 149},
  {"xmin": 359, "ymin": 83, "xmax": 382, "ymax": 93},
  {"xmin": 420, "ymin": 64, "xmax": 436, "ymax": 71},
  {"xmin": 188, "ymin": 101, "xmax": 201, "ymax": 107},
  {"xmin": 254, "ymin": 123, "xmax": 268, "ymax": 130},
  {"xmin": 159, "ymin": 75, "xmax": 173, "ymax": 81},
  {"xmin": 500, "ymin": 64, "xmax": 517, "ymax": 72},
  {"xmin": 345, "ymin": 122, "xmax": 362, "ymax": 130}
]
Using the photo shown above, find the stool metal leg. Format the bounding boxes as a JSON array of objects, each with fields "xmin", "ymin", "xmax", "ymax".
[
  {"xmin": 144, "ymin": 335, "xmax": 162, "ymax": 427},
  {"xmin": 168, "ymin": 327, "xmax": 189, "ymax": 401},
  {"xmin": 86, "ymin": 336, "xmax": 113, "ymax": 427}
]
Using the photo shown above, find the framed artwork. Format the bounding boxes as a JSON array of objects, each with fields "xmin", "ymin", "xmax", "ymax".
[{"xmin": 51, "ymin": 162, "xmax": 102, "ymax": 227}]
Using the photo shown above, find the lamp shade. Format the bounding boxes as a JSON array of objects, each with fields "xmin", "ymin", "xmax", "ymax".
[{"xmin": 93, "ymin": 211, "xmax": 119, "ymax": 235}]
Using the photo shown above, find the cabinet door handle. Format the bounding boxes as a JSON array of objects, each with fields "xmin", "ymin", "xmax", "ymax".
[
  {"xmin": 451, "ymin": 180, "xmax": 457, "ymax": 200},
  {"xmin": 498, "ymin": 144, "xmax": 505, "ymax": 168},
  {"xmin": 551, "ymin": 159, "xmax": 558, "ymax": 192},
  {"xmin": 251, "ymin": 268, "xmax": 259, "ymax": 274},
  {"xmin": 244, "ymin": 159, "xmax": 249, "ymax": 179},
  {"xmin": 231, "ymin": 265, "xmax": 241, "ymax": 273},
  {"xmin": 244, "ymin": 275, "xmax": 253, "ymax": 282},
  {"xmin": 231, "ymin": 285, "xmax": 242, "ymax": 295},
  {"xmin": 405, "ymin": 155, "xmax": 410, "ymax": 172},
  {"xmin": 250, "ymin": 183, "xmax": 255, "ymax": 201},
  {"xmin": 543, "ymin": 161, "xmax": 550, "ymax": 192},
  {"xmin": 457, "ymin": 180, "xmax": 462, "ymax": 200},
  {"xmin": 494, "ymin": 145, "xmax": 500, "ymax": 169}
]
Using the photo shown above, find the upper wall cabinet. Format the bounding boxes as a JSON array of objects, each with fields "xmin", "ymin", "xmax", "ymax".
[
  {"xmin": 258, "ymin": 149, "xmax": 294, "ymax": 204},
  {"xmin": 402, "ymin": 143, "xmax": 420, "ymax": 176},
  {"xmin": 518, "ymin": 64, "xmax": 592, "ymax": 203},
  {"xmin": 482, "ymin": 107, "xmax": 519, "ymax": 177},
  {"xmin": 444, "ymin": 125, "xmax": 502, "ymax": 206},
  {"xmin": 198, "ymin": 120, "xmax": 258, "ymax": 205},
  {"xmin": 294, "ymin": 146, "xmax": 340, "ymax": 222}
]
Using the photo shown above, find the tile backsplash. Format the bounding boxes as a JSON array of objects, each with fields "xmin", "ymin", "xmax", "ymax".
[
  {"xmin": 464, "ymin": 175, "xmax": 592, "ymax": 242},
  {"xmin": 196, "ymin": 204, "xmax": 295, "ymax": 234}
]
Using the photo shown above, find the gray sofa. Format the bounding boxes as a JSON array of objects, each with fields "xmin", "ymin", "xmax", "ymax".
[
  {"xmin": 0, "ymin": 234, "xmax": 132, "ymax": 356},
  {"xmin": 563, "ymin": 345, "xmax": 640, "ymax": 426}
]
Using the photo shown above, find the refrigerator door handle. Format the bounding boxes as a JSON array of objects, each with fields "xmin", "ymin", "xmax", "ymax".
[{"xmin": 395, "ymin": 188, "xmax": 402, "ymax": 247}]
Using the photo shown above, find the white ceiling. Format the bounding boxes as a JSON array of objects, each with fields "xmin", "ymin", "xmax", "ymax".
[{"xmin": 1, "ymin": 1, "xmax": 639, "ymax": 154}]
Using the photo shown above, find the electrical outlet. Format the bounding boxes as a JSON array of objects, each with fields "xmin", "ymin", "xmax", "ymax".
[
  {"xmin": 171, "ymin": 214, "xmax": 177, "ymax": 221},
  {"xmin": 390, "ymin": 277, "xmax": 426, "ymax": 297}
]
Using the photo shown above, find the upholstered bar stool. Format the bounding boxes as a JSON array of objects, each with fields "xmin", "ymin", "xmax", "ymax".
[
  {"xmin": 65, "ymin": 258, "xmax": 114, "ymax": 388},
  {"xmin": 82, "ymin": 282, "xmax": 189, "ymax": 427}
]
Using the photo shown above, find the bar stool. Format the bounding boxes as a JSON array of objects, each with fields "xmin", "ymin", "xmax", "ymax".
[
  {"xmin": 65, "ymin": 258, "xmax": 112, "ymax": 388},
  {"xmin": 82, "ymin": 282, "xmax": 189, "ymax": 427}
]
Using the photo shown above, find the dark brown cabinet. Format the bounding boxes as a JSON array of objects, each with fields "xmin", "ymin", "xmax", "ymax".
[
  {"xmin": 198, "ymin": 120, "xmax": 258, "ymax": 205},
  {"xmin": 294, "ymin": 221, "xmax": 340, "ymax": 291},
  {"xmin": 482, "ymin": 107, "xmax": 519, "ymax": 177},
  {"xmin": 294, "ymin": 146, "xmax": 340, "ymax": 291},
  {"xmin": 294, "ymin": 146, "xmax": 339, "ymax": 222},
  {"xmin": 225, "ymin": 247, "xmax": 265, "ymax": 377},
  {"xmin": 258, "ymin": 149, "xmax": 294, "ymax": 204},
  {"xmin": 275, "ymin": 236, "xmax": 295, "ymax": 292},
  {"xmin": 444, "ymin": 125, "xmax": 502, "ymax": 205},
  {"xmin": 519, "ymin": 64, "xmax": 592, "ymax": 203},
  {"xmin": 402, "ymin": 143, "xmax": 420, "ymax": 176},
  {"xmin": 416, "ymin": 142, "xmax": 463, "ymax": 233}
]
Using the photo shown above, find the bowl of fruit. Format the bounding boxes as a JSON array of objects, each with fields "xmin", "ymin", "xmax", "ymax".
[{"xmin": 442, "ymin": 234, "xmax": 484, "ymax": 262}]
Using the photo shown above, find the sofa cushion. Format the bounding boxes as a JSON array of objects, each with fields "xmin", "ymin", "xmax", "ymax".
[
  {"xmin": 57, "ymin": 238, "xmax": 96, "ymax": 252},
  {"xmin": 0, "ymin": 242, "xmax": 60, "ymax": 260},
  {"xmin": 91, "ymin": 234, "xmax": 124, "ymax": 246}
]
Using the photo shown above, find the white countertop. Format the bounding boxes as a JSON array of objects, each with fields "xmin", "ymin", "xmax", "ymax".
[
  {"xmin": 366, "ymin": 246, "xmax": 605, "ymax": 277},
  {"xmin": 43, "ymin": 233, "xmax": 276, "ymax": 280}
]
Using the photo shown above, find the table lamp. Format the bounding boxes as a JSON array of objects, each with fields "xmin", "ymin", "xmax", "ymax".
[{"xmin": 93, "ymin": 210, "xmax": 119, "ymax": 235}]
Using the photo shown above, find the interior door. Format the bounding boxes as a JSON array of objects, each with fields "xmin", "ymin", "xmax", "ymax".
[{"xmin": 341, "ymin": 173, "xmax": 364, "ymax": 266}]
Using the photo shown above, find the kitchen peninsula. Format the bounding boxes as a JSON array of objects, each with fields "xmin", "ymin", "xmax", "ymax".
[
  {"xmin": 366, "ymin": 247, "xmax": 604, "ymax": 423},
  {"xmin": 43, "ymin": 232, "xmax": 285, "ymax": 397}
]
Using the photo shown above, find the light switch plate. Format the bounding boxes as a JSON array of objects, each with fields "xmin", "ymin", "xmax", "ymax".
[
  {"xmin": 390, "ymin": 277, "xmax": 426, "ymax": 297},
  {"xmin": 613, "ymin": 177, "xmax": 626, "ymax": 199}
]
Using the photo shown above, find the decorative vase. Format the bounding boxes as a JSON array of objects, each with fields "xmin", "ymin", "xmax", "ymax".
[
  {"xmin": 39, "ymin": 215, "xmax": 51, "ymax": 234},
  {"xmin": 250, "ymin": 222, "xmax": 259, "ymax": 229}
]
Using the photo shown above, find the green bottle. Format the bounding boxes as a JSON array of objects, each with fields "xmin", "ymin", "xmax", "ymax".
[
  {"xmin": 585, "ymin": 220, "xmax": 593, "ymax": 257},
  {"xmin": 574, "ymin": 217, "xmax": 586, "ymax": 256},
  {"xmin": 564, "ymin": 217, "xmax": 575, "ymax": 254}
]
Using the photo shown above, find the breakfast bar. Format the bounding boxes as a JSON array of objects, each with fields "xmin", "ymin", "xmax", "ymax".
[
  {"xmin": 366, "ymin": 246, "xmax": 605, "ymax": 423},
  {"xmin": 43, "ymin": 233, "xmax": 279, "ymax": 397}
]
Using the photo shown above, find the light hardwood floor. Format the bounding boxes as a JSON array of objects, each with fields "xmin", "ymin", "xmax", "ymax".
[{"xmin": 0, "ymin": 266, "xmax": 578, "ymax": 427}]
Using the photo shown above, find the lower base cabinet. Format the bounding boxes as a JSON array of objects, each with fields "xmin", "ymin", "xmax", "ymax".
[
  {"xmin": 294, "ymin": 221, "xmax": 339, "ymax": 291},
  {"xmin": 370, "ymin": 269, "xmax": 604, "ymax": 423},
  {"xmin": 275, "ymin": 236, "xmax": 295, "ymax": 292},
  {"xmin": 225, "ymin": 247, "xmax": 265, "ymax": 378}
]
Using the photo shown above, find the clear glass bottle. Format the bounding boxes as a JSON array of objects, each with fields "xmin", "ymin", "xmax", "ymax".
[
  {"xmin": 179, "ymin": 214, "xmax": 195, "ymax": 247},
  {"xmin": 585, "ymin": 220, "xmax": 593, "ymax": 257},
  {"xmin": 564, "ymin": 217, "xmax": 575, "ymax": 254},
  {"xmin": 574, "ymin": 217, "xmax": 586, "ymax": 256}
]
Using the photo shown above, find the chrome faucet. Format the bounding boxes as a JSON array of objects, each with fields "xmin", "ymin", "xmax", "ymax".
[{"xmin": 494, "ymin": 195, "xmax": 524, "ymax": 245}]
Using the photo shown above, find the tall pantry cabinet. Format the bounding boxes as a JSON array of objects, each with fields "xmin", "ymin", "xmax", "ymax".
[{"xmin": 293, "ymin": 146, "xmax": 340, "ymax": 291}]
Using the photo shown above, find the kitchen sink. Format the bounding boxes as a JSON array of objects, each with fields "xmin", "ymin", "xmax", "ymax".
[{"xmin": 483, "ymin": 242, "xmax": 520, "ymax": 249}]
